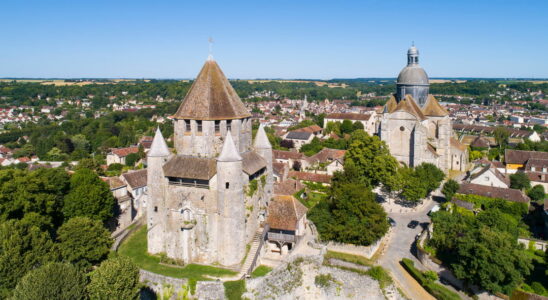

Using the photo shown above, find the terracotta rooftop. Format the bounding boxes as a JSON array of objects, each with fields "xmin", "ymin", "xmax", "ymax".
[
  {"xmin": 307, "ymin": 148, "xmax": 346, "ymax": 164},
  {"xmin": 288, "ymin": 171, "xmax": 332, "ymax": 184},
  {"xmin": 267, "ymin": 195, "xmax": 307, "ymax": 231},
  {"xmin": 505, "ymin": 149, "xmax": 548, "ymax": 165},
  {"xmin": 457, "ymin": 183, "xmax": 529, "ymax": 203},
  {"xmin": 325, "ymin": 113, "xmax": 372, "ymax": 121},
  {"xmin": 422, "ymin": 95, "xmax": 448, "ymax": 117},
  {"xmin": 122, "ymin": 169, "xmax": 147, "ymax": 189},
  {"xmin": 273, "ymin": 150, "xmax": 304, "ymax": 160},
  {"xmin": 470, "ymin": 136, "xmax": 491, "ymax": 149},
  {"xmin": 273, "ymin": 179, "xmax": 304, "ymax": 195},
  {"xmin": 526, "ymin": 172, "xmax": 548, "ymax": 183},
  {"xmin": 111, "ymin": 146, "xmax": 139, "ymax": 158},
  {"xmin": 107, "ymin": 176, "xmax": 127, "ymax": 190},
  {"xmin": 294, "ymin": 124, "xmax": 323, "ymax": 133},
  {"xmin": 173, "ymin": 59, "xmax": 251, "ymax": 121}
]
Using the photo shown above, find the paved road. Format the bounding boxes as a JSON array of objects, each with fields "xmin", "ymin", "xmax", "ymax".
[{"xmin": 378, "ymin": 198, "xmax": 437, "ymax": 300}]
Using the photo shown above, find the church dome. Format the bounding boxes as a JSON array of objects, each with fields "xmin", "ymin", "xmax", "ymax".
[{"xmin": 397, "ymin": 65, "xmax": 429, "ymax": 85}]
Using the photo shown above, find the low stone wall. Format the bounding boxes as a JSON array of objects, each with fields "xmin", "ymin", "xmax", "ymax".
[
  {"xmin": 139, "ymin": 270, "xmax": 188, "ymax": 297},
  {"xmin": 511, "ymin": 290, "xmax": 548, "ymax": 300},
  {"xmin": 325, "ymin": 228, "xmax": 391, "ymax": 259},
  {"xmin": 518, "ymin": 238, "xmax": 548, "ymax": 252},
  {"xmin": 195, "ymin": 281, "xmax": 226, "ymax": 300}
]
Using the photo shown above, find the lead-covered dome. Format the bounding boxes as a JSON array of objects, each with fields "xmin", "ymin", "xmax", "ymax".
[{"xmin": 397, "ymin": 65, "xmax": 429, "ymax": 85}]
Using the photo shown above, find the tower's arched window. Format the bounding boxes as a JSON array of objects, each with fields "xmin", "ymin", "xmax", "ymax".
[{"xmin": 226, "ymin": 182, "xmax": 230, "ymax": 189}]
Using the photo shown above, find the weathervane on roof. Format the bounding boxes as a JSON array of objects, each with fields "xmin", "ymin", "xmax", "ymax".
[{"xmin": 208, "ymin": 37, "xmax": 214, "ymax": 60}]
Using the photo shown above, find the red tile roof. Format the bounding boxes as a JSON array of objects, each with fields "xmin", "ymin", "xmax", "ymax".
[
  {"xmin": 457, "ymin": 183, "xmax": 529, "ymax": 203},
  {"xmin": 267, "ymin": 195, "xmax": 307, "ymax": 231},
  {"xmin": 111, "ymin": 146, "xmax": 139, "ymax": 158},
  {"xmin": 288, "ymin": 171, "xmax": 332, "ymax": 184}
]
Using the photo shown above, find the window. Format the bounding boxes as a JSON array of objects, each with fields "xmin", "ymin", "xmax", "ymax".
[
  {"xmin": 197, "ymin": 120, "xmax": 202, "ymax": 132},
  {"xmin": 215, "ymin": 120, "xmax": 220, "ymax": 133},
  {"xmin": 227, "ymin": 120, "xmax": 232, "ymax": 132},
  {"xmin": 532, "ymin": 167, "xmax": 536, "ymax": 172},
  {"xmin": 154, "ymin": 206, "xmax": 158, "ymax": 212},
  {"xmin": 400, "ymin": 126, "xmax": 405, "ymax": 131},
  {"xmin": 185, "ymin": 120, "xmax": 191, "ymax": 131},
  {"xmin": 226, "ymin": 182, "xmax": 230, "ymax": 189}
]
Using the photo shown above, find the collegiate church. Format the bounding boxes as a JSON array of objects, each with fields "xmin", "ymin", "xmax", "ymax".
[
  {"xmin": 146, "ymin": 56, "xmax": 273, "ymax": 267},
  {"xmin": 379, "ymin": 46, "xmax": 468, "ymax": 171}
]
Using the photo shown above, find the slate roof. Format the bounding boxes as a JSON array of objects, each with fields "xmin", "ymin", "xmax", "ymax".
[
  {"xmin": 163, "ymin": 156, "xmax": 217, "ymax": 180},
  {"xmin": 173, "ymin": 59, "xmax": 251, "ymax": 120},
  {"xmin": 122, "ymin": 169, "xmax": 147, "ymax": 189},
  {"xmin": 241, "ymin": 151, "xmax": 267, "ymax": 175},
  {"xmin": 267, "ymin": 195, "xmax": 308, "ymax": 231},
  {"xmin": 457, "ymin": 183, "xmax": 529, "ymax": 203},
  {"xmin": 505, "ymin": 149, "xmax": 548, "ymax": 165},
  {"xmin": 286, "ymin": 131, "xmax": 312, "ymax": 140}
]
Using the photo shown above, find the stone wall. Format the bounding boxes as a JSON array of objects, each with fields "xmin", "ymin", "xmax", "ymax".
[
  {"xmin": 325, "ymin": 228, "xmax": 391, "ymax": 259},
  {"xmin": 139, "ymin": 270, "xmax": 188, "ymax": 297}
]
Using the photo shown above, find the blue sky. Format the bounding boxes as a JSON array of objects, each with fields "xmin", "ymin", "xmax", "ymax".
[{"xmin": 1, "ymin": 0, "xmax": 547, "ymax": 79}]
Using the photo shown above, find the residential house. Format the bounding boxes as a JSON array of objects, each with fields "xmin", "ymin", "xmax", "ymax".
[
  {"xmin": 284, "ymin": 131, "xmax": 313, "ymax": 150},
  {"xmin": 466, "ymin": 163, "xmax": 509, "ymax": 188},
  {"xmin": 457, "ymin": 183, "xmax": 530, "ymax": 205},
  {"xmin": 266, "ymin": 195, "xmax": 308, "ymax": 255},
  {"xmin": 324, "ymin": 112, "xmax": 377, "ymax": 136},
  {"xmin": 106, "ymin": 146, "xmax": 139, "ymax": 165}
]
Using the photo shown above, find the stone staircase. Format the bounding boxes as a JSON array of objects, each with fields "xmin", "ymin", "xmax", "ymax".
[{"xmin": 237, "ymin": 230, "xmax": 263, "ymax": 278}]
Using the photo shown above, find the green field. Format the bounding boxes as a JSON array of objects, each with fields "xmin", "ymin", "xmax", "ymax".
[{"xmin": 118, "ymin": 226, "xmax": 237, "ymax": 280}]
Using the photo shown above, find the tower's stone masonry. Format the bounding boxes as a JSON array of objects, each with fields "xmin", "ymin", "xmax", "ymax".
[{"xmin": 147, "ymin": 57, "xmax": 272, "ymax": 267}]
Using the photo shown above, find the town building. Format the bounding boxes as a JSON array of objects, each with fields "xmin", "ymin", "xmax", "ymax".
[
  {"xmin": 378, "ymin": 46, "xmax": 468, "ymax": 172},
  {"xmin": 146, "ymin": 57, "xmax": 273, "ymax": 267}
]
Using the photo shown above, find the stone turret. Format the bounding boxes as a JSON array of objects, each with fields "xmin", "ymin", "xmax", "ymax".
[
  {"xmin": 147, "ymin": 127, "xmax": 170, "ymax": 254},
  {"xmin": 216, "ymin": 133, "xmax": 245, "ymax": 266},
  {"xmin": 254, "ymin": 124, "xmax": 273, "ymax": 202}
]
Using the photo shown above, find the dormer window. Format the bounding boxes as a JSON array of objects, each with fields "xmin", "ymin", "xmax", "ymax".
[{"xmin": 185, "ymin": 120, "xmax": 191, "ymax": 131}]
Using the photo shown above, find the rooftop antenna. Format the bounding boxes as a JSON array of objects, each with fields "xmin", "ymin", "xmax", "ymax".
[{"xmin": 208, "ymin": 37, "xmax": 214, "ymax": 60}]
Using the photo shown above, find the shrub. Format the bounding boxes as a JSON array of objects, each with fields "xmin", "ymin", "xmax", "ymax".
[
  {"xmin": 365, "ymin": 266, "xmax": 392, "ymax": 289},
  {"xmin": 224, "ymin": 280, "xmax": 245, "ymax": 300},
  {"xmin": 315, "ymin": 274, "xmax": 334, "ymax": 288}
]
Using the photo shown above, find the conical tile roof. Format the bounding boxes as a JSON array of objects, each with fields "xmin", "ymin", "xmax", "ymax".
[
  {"xmin": 217, "ymin": 133, "xmax": 242, "ymax": 162},
  {"xmin": 148, "ymin": 127, "xmax": 170, "ymax": 157},
  {"xmin": 253, "ymin": 124, "xmax": 272, "ymax": 149},
  {"xmin": 173, "ymin": 58, "xmax": 251, "ymax": 121}
]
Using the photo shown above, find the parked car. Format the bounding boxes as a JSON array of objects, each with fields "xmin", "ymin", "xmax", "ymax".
[
  {"xmin": 388, "ymin": 217, "xmax": 396, "ymax": 227},
  {"xmin": 407, "ymin": 220, "xmax": 419, "ymax": 229}
]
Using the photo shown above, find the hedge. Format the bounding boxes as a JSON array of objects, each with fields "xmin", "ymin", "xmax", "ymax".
[{"xmin": 400, "ymin": 258, "xmax": 461, "ymax": 300}]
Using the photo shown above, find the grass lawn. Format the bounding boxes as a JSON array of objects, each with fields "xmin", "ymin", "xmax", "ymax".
[
  {"xmin": 224, "ymin": 280, "xmax": 246, "ymax": 300},
  {"xmin": 118, "ymin": 225, "xmax": 237, "ymax": 280},
  {"xmin": 298, "ymin": 191, "xmax": 327, "ymax": 208},
  {"xmin": 324, "ymin": 250, "xmax": 373, "ymax": 266},
  {"xmin": 251, "ymin": 265, "xmax": 272, "ymax": 278}
]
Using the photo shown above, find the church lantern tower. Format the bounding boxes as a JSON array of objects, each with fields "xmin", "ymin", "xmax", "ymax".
[{"xmin": 396, "ymin": 45, "xmax": 430, "ymax": 107}]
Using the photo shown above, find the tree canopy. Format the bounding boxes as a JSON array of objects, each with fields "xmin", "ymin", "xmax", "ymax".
[
  {"xmin": 87, "ymin": 256, "xmax": 140, "ymax": 300},
  {"xmin": 11, "ymin": 262, "xmax": 87, "ymax": 300}
]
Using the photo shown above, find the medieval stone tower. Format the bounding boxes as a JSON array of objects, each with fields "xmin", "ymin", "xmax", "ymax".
[
  {"xmin": 146, "ymin": 56, "xmax": 273, "ymax": 267},
  {"xmin": 379, "ymin": 46, "xmax": 468, "ymax": 172}
]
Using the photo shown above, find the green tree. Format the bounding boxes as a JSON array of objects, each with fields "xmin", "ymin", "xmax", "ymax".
[
  {"xmin": 414, "ymin": 163, "xmax": 445, "ymax": 194},
  {"xmin": 340, "ymin": 119, "xmax": 354, "ymax": 135},
  {"xmin": 309, "ymin": 182, "xmax": 389, "ymax": 246},
  {"xmin": 11, "ymin": 262, "xmax": 87, "ymax": 300},
  {"xmin": 63, "ymin": 168, "xmax": 115, "ymax": 223},
  {"xmin": 469, "ymin": 150, "xmax": 483, "ymax": 161},
  {"xmin": 442, "ymin": 179, "xmax": 460, "ymax": 201},
  {"xmin": 352, "ymin": 121, "xmax": 364, "ymax": 131},
  {"xmin": 494, "ymin": 127, "xmax": 510, "ymax": 149},
  {"xmin": 527, "ymin": 184, "xmax": 545, "ymax": 201},
  {"xmin": 509, "ymin": 172, "xmax": 531, "ymax": 190},
  {"xmin": 324, "ymin": 121, "xmax": 341, "ymax": 136},
  {"xmin": 87, "ymin": 256, "xmax": 140, "ymax": 300},
  {"xmin": 125, "ymin": 152, "xmax": 140, "ymax": 166},
  {"xmin": 57, "ymin": 217, "xmax": 112, "ymax": 269},
  {"xmin": 0, "ymin": 220, "xmax": 57, "ymax": 297},
  {"xmin": 344, "ymin": 131, "xmax": 398, "ymax": 187}
]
